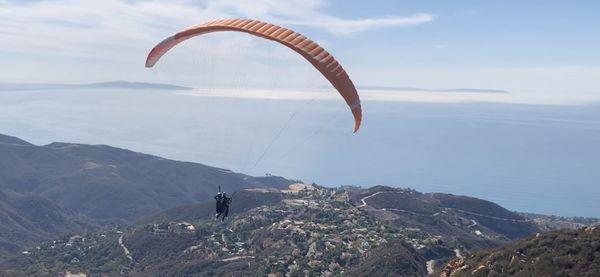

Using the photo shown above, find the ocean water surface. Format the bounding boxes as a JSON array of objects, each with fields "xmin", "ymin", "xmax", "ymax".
[{"xmin": 1, "ymin": 88, "xmax": 599, "ymax": 217}]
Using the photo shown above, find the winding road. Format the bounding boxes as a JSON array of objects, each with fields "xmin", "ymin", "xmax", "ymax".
[
  {"xmin": 358, "ymin": 191, "xmax": 530, "ymax": 223},
  {"xmin": 119, "ymin": 233, "xmax": 133, "ymax": 261}
]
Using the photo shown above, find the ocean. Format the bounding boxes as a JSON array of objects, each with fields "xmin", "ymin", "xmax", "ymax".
[{"xmin": 1, "ymin": 87, "xmax": 599, "ymax": 217}]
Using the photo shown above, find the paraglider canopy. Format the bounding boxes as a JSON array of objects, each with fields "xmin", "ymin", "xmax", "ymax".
[{"xmin": 146, "ymin": 18, "xmax": 362, "ymax": 132}]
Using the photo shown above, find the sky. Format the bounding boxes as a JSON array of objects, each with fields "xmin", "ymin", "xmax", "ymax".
[{"xmin": 1, "ymin": 0, "xmax": 600, "ymax": 104}]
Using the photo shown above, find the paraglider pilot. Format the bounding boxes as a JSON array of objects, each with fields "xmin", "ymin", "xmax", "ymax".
[{"xmin": 215, "ymin": 185, "xmax": 232, "ymax": 221}]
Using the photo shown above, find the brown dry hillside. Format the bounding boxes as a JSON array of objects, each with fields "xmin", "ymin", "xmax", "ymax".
[{"xmin": 440, "ymin": 227, "xmax": 600, "ymax": 277}]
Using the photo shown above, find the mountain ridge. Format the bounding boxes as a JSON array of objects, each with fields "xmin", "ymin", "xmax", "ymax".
[
  {"xmin": 0, "ymin": 134, "xmax": 33, "ymax": 146},
  {"xmin": 0, "ymin": 133, "xmax": 293, "ymax": 256}
]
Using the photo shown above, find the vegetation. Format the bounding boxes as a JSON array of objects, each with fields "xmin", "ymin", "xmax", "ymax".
[
  {"xmin": 0, "ymin": 133, "xmax": 293, "ymax": 224},
  {"xmin": 2, "ymin": 185, "xmax": 547, "ymax": 276},
  {"xmin": 0, "ymin": 133, "xmax": 292, "ymax": 255},
  {"xmin": 441, "ymin": 227, "xmax": 600, "ymax": 276}
]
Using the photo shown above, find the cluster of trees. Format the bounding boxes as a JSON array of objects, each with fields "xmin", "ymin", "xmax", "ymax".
[{"xmin": 2, "ymin": 231, "xmax": 129, "ymax": 276}]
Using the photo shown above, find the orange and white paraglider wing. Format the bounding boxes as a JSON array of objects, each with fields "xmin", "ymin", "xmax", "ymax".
[{"xmin": 146, "ymin": 19, "xmax": 362, "ymax": 132}]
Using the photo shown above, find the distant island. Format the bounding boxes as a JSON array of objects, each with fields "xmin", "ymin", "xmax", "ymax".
[
  {"xmin": 359, "ymin": 85, "xmax": 510, "ymax": 94},
  {"xmin": 0, "ymin": 81, "xmax": 193, "ymax": 91}
]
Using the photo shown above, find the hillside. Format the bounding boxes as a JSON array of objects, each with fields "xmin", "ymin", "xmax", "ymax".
[
  {"xmin": 3, "ymin": 133, "xmax": 592, "ymax": 276},
  {"xmin": 140, "ymin": 188, "xmax": 285, "ymax": 224},
  {"xmin": 1, "ymin": 184, "xmax": 542, "ymax": 276},
  {"xmin": 345, "ymin": 240, "xmax": 428, "ymax": 276},
  {"xmin": 0, "ymin": 134, "xmax": 293, "ymax": 223},
  {"xmin": 347, "ymin": 186, "xmax": 539, "ymax": 251},
  {"xmin": 440, "ymin": 227, "xmax": 600, "ymax": 276},
  {"xmin": 519, "ymin": 212, "xmax": 600, "ymax": 231},
  {"xmin": 0, "ymin": 134, "xmax": 293, "ymax": 256},
  {"xmin": 0, "ymin": 134, "xmax": 33, "ymax": 146},
  {"xmin": 0, "ymin": 190, "xmax": 94, "ymax": 258}
]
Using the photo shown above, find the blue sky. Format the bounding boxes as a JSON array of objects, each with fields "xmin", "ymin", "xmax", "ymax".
[
  {"xmin": 1, "ymin": 0, "xmax": 599, "ymax": 103},
  {"xmin": 325, "ymin": 1, "xmax": 600, "ymax": 66}
]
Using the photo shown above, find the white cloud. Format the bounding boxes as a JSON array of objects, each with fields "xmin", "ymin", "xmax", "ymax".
[
  {"xmin": 0, "ymin": 0, "xmax": 433, "ymax": 83},
  {"xmin": 205, "ymin": 0, "xmax": 434, "ymax": 35},
  {"xmin": 279, "ymin": 14, "xmax": 433, "ymax": 35}
]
